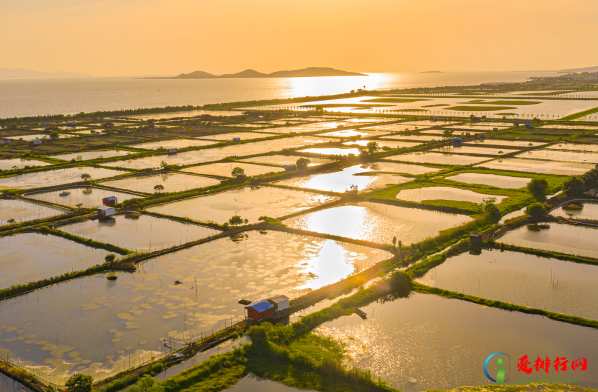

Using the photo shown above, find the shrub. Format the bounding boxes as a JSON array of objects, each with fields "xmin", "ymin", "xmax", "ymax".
[
  {"xmin": 389, "ymin": 271, "xmax": 413, "ymax": 297},
  {"xmin": 527, "ymin": 178, "xmax": 548, "ymax": 200},
  {"xmin": 66, "ymin": 373, "xmax": 93, "ymax": 392},
  {"xmin": 526, "ymin": 202, "xmax": 549, "ymax": 219}
]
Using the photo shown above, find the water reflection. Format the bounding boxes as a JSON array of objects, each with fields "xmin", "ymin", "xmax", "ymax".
[
  {"xmin": 0, "ymin": 231, "xmax": 389, "ymax": 384},
  {"xmin": 445, "ymin": 173, "xmax": 531, "ymax": 189},
  {"xmin": 396, "ymin": 186, "xmax": 506, "ymax": 204},
  {"xmin": 498, "ymin": 222, "xmax": 598, "ymax": 258},
  {"xmin": 552, "ymin": 201, "xmax": 598, "ymax": 220},
  {"xmin": 101, "ymin": 173, "xmax": 221, "ymax": 194},
  {"xmin": 285, "ymin": 202, "xmax": 471, "ymax": 245},
  {"xmin": 479, "ymin": 158, "xmax": 595, "ymax": 176},
  {"xmin": 417, "ymin": 248, "xmax": 598, "ymax": 319},
  {"xmin": 0, "ymin": 199, "xmax": 63, "ymax": 225},
  {"xmin": 278, "ymin": 165, "xmax": 411, "ymax": 193},
  {"xmin": 28, "ymin": 187, "xmax": 138, "ymax": 208},
  {"xmin": 320, "ymin": 293, "xmax": 598, "ymax": 391}
]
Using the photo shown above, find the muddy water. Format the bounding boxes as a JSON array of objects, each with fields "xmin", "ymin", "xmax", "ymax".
[
  {"xmin": 0, "ymin": 199, "xmax": 64, "ymax": 225},
  {"xmin": 0, "ymin": 231, "xmax": 390, "ymax": 384},
  {"xmin": 320, "ymin": 293, "xmax": 598, "ymax": 392},
  {"xmin": 0, "ymin": 158, "xmax": 50, "ymax": 171},
  {"xmin": 552, "ymin": 202, "xmax": 598, "ymax": 220},
  {"xmin": 479, "ymin": 158, "xmax": 594, "ymax": 176},
  {"xmin": 278, "ymin": 165, "xmax": 411, "ymax": 193},
  {"xmin": 0, "ymin": 233, "xmax": 109, "ymax": 289},
  {"xmin": 240, "ymin": 155, "xmax": 336, "ymax": 167},
  {"xmin": 285, "ymin": 201, "xmax": 471, "ymax": 245},
  {"xmin": 61, "ymin": 214, "xmax": 217, "ymax": 251},
  {"xmin": 417, "ymin": 248, "xmax": 598, "ymax": 320},
  {"xmin": 445, "ymin": 173, "xmax": 531, "ymax": 188},
  {"xmin": 147, "ymin": 186, "xmax": 337, "ymax": 224},
  {"xmin": 50, "ymin": 150, "xmax": 134, "ymax": 161},
  {"xmin": 388, "ymin": 152, "xmax": 489, "ymax": 166},
  {"xmin": 132, "ymin": 139, "xmax": 217, "ymax": 150}
]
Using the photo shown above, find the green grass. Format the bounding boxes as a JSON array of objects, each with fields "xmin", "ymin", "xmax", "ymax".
[
  {"xmin": 445, "ymin": 106, "xmax": 518, "ymax": 112},
  {"xmin": 561, "ymin": 106, "xmax": 598, "ymax": 121}
]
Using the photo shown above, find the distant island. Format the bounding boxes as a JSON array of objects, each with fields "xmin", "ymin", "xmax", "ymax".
[
  {"xmin": 421, "ymin": 70, "xmax": 443, "ymax": 73},
  {"xmin": 151, "ymin": 67, "xmax": 366, "ymax": 79},
  {"xmin": 559, "ymin": 65, "xmax": 598, "ymax": 74}
]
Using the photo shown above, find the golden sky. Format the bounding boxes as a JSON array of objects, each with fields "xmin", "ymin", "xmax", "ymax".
[{"xmin": 1, "ymin": 0, "xmax": 598, "ymax": 76}]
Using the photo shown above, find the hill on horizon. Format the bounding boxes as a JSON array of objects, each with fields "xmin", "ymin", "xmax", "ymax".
[
  {"xmin": 163, "ymin": 67, "xmax": 365, "ymax": 79},
  {"xmin": 559, "ymin": 65, "xmax": 598, "ymax": 74}
]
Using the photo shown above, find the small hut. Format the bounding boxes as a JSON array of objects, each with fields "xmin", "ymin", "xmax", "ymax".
[
  {"xmin": 97, "ymin": 206, "xmax": 116, "ymax": 218},
  {"xmin": 102, "ymin": 196, "xmax": 118, "ymax": 206},
  {"xmin": 245, "ymin": 300, "xmax": 274, "ymax": 321}
]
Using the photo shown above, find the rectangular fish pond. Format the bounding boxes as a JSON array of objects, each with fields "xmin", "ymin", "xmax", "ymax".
[
  {"xmin": 0, "ymin": 232, "xmax": 110, "ymax": 290},
  {"xmin": 552, "ymin": 201, "xmax": 598, "ymax": 220},
  {"xmin": 0, "ymin": 199, "xmax": 65, "ymax": 225},
  {"xmin": 26, "ymin": 187, "xmax": 140, "ymax": 208},
  {"xmin": 0, "ymin": 158, "xmax": 50, "ymax": 171},
  {"xmin": 60, "ymin": 213, "xmax": 219, "ymax": 251},
  {"xmin": 0, "ymin": 167, "xmax": 126, "ymax": 190},
  {"xmin": 387, "ymin": 152, "xmax": 490, "ymax": 166},
  {"xmin": 277, "ymin": 165, "xmax": 411, "ymax": 194},
  {"xmin": 147, "ymin": 186, "xmax": 337, "ymax": 224},
  {"xmin": 416, "ymin": 248, "xmax": 598, "ymax": 320},
  {"xmin": 284, "ymin": 201, "xmax": 471, "ymax": 245},
  {"xmin": 49, "ymin": 150, "xmax": 134, "ymax": 161},
  {"xmin": 100, "ymin": 173, "xmax": 221, "ymax": 194},
  {"xmin": 477, "ymin": 158, "xmax": 595, "ymax": 176},
  {"xmin": 240, "ymin": 155, "xmax": 336, "ymax": 167},
  {"xmin": 318, "ymin": 292, "xmax": 598, "ymax": 392},
  {"xmin": 183, "ymin": 162, "xmax": 283, "ymax": 178},
  {"xmin": 444, "ymin": 173, "xmax": 532, "ymax": 189},
  {"xmin": 0, "ymin": 231, "xmax": 391, "ymax": 384},
  {"xmin": 497, "ymin": 222, "xmax": 598, "ymax": 258},
  {"xmin": 395, "ymin": 186, "xmax": 506, "ymax": 205},
  {"xmin": 131, "ymin": 139, "xmax": 217, "ymax": 150}
]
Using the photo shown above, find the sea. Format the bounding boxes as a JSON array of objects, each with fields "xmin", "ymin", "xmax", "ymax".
[{"xmin": 0, "ymin": 71, "xmax": 558, "ymax": 119}]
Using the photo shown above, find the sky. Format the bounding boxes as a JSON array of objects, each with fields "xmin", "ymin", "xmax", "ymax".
[{"xmin": 1, "ymin": 0, "xmax": 598, "ymax": 77}]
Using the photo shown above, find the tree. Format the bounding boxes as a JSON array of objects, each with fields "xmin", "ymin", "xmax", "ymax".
[
  {"xmin": 105, "ymin": 254, "xmax": 116, "ymax": 263},
  {"xmin": 65, "ymin": 373, "xmax": 93, "ymax": 392},
  {"xmin": 389, "ymin": 271, "xmax": 413, "ymax": 297},
  {"xmin": 231, "ymin": 167, "xmax": 245, "ymax": 177},
  {"xmin": 296, "ymin": 158, "xmax": 311, "ymax": 170},
  {"xmin": 366, "ymin": 141, "xmax": 379, "ymax": 154},
  {"xmin": 562, "ymin": 177, "xmax": 585, "ymax": 197},
  {"xmin": 49, "ymin": 131, "xmax": 60, "ymax": 140},
  {"xmin": 527, "ymin": 178, "xmax": 548, "ymax": 200},
  {"xmin": 154, "ymin": 184, "xmax": 164, "ymax": 193},
  {"xmin": 76, "ymin": 155, "xmax": 83, "ymax": 162},
  {"xmin": 126, "ymin": 375, "xmax": 164, "ymax": 392},
  {"xmin": 392, "ymin": 236, "xmax": 397, "ymax": 248},
  {"xmin": 81, "ymin": 173, "xmax": 91, "ymax": 181},
  {"xmin": 442, "ymin": 129, "xmax": 454, "ymax": 140},
  {"xmin": 160, "ymin": 161, "xmax": 168, "ymax": 170},
  {"xmin": 228, "ymin": 215, "xmax": 243, "ymax": 225},
  {"xmin": 6, "ymin": 218, "xmax": 15, "ymax": 224},
  {"xmin": 526, "ymin": 202, "xmax": 549, "ymax": 219}
]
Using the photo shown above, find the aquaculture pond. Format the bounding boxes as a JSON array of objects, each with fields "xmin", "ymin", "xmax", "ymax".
[
  {"xmin": 264, "ymin": 121, "xmax": 346, "ymax": 134},
  {"xmin": 319, "ymin": 293, "xmax": 598, "ymax": 392},
  {"xmin": 342, "ymin": 139, "xmax": 421, "ymax": 149},
  {"xmin": 101, "ymin": 137, "xmax": 333, "ymax": 169},
  {"xmin": 0, "ymin": 231, "xmax": 390, "ymax": 384},
  {"xmin": 61, "ymin": 213, "xmax": 218, "ymax": 251},
  {"xmin": 552, "ymin": 201, "xmax": 598, "ymax": 220},
  {"xmin": 195, "ymin": 132, "xmax": 277, "ymax": 141},
  {"xmin": 297, "ymin": 147, "xmax": 361, "ymax": 157},
  {"xmin": 27, "ymin": 187, "xmax": 139, "ymax": 208},
  {"xmin": 432, "ymin": 145, "xmax": 519, "ymax": 156},
  {"xmin": 498, "ymin": 223, "xmax": 598, "ymax": 258},
  {"xmin": 49, "ymin": 150, "xmax": 134, "ymax": 161},
  {"xmin": 468, "ymin": 139, "xmax": 545, "ymax": 147},
  {"xmin": 319, "ymin": 129, "xmax": 389, "ymax": 138},
  {"xmin": 516, "ymin": 149, "xmax": 598, "ymax": 164},
  {"xmin": 417, "ymin": 248, "xmax": 598, "ymax": 319},
  {"xmin": 396, "ymin": 186, "xmax": 505, "ymax": 205},
  {"xmin": 380, "ymin": 134, "xmax": 443, "ymax": 142},
  {"xmin": 0, "ymin": 199, "xmax": 64, "ymax": 225},
  {"xmin": 478, "ymin": 158, "xmax": 594, "ymax": 176},
  {"xmin": 0, "ymin": 167, "xmax": 125, "ymax": 190},
  {"xmin": 147, "ymin": 186, "xmax": 337, "ymax": 224},
  {"xmin": 387, "ymin": 152, "xmax": 489, "ymax": 166},
  {"xmin": 240, "ymin": 155, "xmax": 336, "ymax": 167},
  {"xmin": 445, "ymin": 173, "xmax": 531, "ymax": 188},
  {"xmin": 285, "ymin": 202, "xmax": 471, "ymax": 245},
  {"xmin": 277, "ymin": 165, "xmax": 411, "ymax": 194},
  {"xmin": 101, "ymin": 173, "xmax": 221, "ymax": 194},
  {"xmin": 547, "ymin": 143, "xmax": 598, "ymax": 153},
  {"xmin": 126, "ymin": 110, "xmax": 242, "ymax": 120},
  {"xmin": 0, "ymin": 233, "xmax": 109, "ymax": 290},
  {"xmin": 0, "ymin": 158, "xmax": 50, "ymax": 171},
  {"xmin": 132, "ymin": 139, "xmax": 217, "ymax": 150},
  {"xmin": 361, "ymin": 161, "xmax": 439, "ymax": 175},
  {"xmin": 183, "ymin": 162, "xmax": 283, "ymax": 178}
]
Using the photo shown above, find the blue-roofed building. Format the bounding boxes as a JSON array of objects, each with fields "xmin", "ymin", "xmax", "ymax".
[
  {"xmin": 103, "ymin": 196, "xmax": 118, "ymax": 206},
  {"xmin": 245, "ymin": 300, "xmax": 274, "ymax": 320},
  {"xmin": 453, "ymin": 138, "xmax": 462, "ymax": 144}
]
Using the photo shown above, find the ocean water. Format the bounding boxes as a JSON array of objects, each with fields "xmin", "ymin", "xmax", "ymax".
[{"xmin": 0, "ymin": 72, "xmax": 556, "ymax": 118}]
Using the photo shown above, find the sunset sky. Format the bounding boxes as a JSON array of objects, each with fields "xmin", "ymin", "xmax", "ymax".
[{"xmin": 2, "ymin": 0, "xmax": 598, "ymax": 76}]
